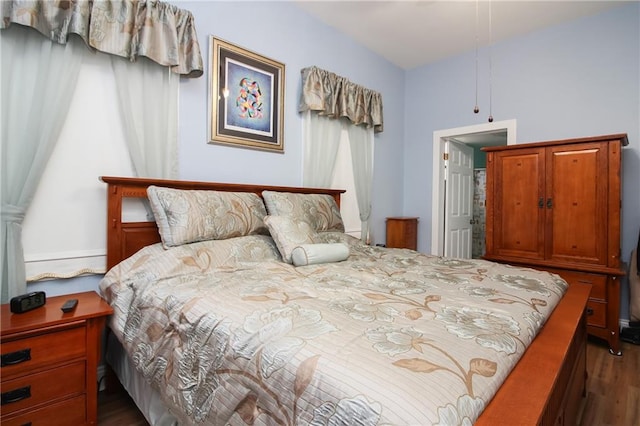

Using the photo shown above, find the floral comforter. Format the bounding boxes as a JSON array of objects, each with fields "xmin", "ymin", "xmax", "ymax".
[{"xmin": 99, "ymin": 233, "xmax": 567, "ymax": 425}]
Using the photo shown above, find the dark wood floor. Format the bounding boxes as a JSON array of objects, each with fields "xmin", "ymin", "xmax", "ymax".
[
  {"xmin": 97, "ymin": 338, "xmax": 640, "ymax": 425},
  {"xmin": 580, "ymin": 337, "xmax": 640, "ymax": 425},
  {"xmin": 98, "ymin": 387, "xmax": 148, "ymax": 426}
]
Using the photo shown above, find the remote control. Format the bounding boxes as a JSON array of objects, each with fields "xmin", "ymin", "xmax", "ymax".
[{"xmin": 61, "ymin": 298, "xmax": 78, "ymax": 313}]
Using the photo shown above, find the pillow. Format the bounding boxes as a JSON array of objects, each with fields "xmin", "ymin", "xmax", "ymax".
[
  {"xmin": 291, "ymin": 243, "xmax": 350, "ymax": 267},
  {"xmin": 263, "ymin": 215, "xmax": 316, "ymax": 263},
  {"xmin": 262, "ymin": 191, "xmax": 345, "ymax": 233},
  {"xmin": 147, "ymin": 186, "xmax": 268, "ymax": 248}
]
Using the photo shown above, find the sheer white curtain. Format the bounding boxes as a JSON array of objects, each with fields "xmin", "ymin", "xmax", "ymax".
[
  {"xmin": 302, "ymin": 111, "xmax": 375, "ymax": 242},
  {"xmin": 299, "ymin": 67, "xmax": 381, "ymax": 242},
  {"xmin": 302, "ymin": 111, "xmax": 343, "ymax": 188},
  {"xmin": 111, "ymin": 56, "xmax": 179, "ymax": 179},
  {"xmin": 1, "ymin": 26, "xmax": 83, "ymax": 302},
  {"xmin": 348, "ymin": 124, "xmax": 375, "ymax": 241}
]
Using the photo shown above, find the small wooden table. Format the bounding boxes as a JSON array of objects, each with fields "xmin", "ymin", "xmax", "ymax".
[
  {"xmin": 1, "ymin": 291, "xmax": 113, "ymax": 426},
  {"xmin": 386, "ymin": 217, "xmax": 419, "ymax": 250}
]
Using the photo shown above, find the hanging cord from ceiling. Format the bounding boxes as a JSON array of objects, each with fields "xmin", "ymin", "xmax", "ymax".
[
  {"xmin": 473, "ymin": 0, "xmax": 480, "ymax": 114},
  {"xmin": 473, "ymin": 0, "xmax": 495, "ymax": 122},
  {"xmin": 488, "ymin": 0, "xmax": 494, "ymax": 123}
]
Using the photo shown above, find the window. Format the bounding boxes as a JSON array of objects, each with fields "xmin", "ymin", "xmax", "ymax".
[{"xmin": 22, "ymin": 51, "xmax": 134, "ymax": 280}]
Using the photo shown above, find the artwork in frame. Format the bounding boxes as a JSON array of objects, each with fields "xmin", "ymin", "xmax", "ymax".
[{"xmin": 209, "ymin": 36, "xmax": 285, "ymax": 152}]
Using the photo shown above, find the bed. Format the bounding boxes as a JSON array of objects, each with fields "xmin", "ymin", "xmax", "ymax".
[{"xmin": 98, "ymin": 176, "xmax": 591, "ymax": 425}]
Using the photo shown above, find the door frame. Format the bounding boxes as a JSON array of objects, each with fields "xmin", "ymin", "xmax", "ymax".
[{"xmin": 431, "ymin": 119, "xmax": 517, "ymax": 255}]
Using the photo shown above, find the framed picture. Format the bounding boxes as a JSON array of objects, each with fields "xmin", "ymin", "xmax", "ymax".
[{"xmin": 209, "ymin": 37, "xmax": 285, "ymax": 152}]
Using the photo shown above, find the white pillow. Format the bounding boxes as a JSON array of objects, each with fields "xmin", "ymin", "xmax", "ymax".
[{"xmin": 291, "ymin": 243, "xmax": 350, "ymax": 266}]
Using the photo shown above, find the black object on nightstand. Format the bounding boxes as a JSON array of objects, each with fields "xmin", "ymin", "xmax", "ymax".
[
  {"xmin": 60, "ymin": 299, "xmax": 78, "ymax": 313},
  {"xmin": 10, "ymin": 291, "xmax": 46, "ymax": 314}
]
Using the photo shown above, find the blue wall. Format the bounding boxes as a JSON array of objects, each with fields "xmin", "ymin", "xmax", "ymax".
[
  {"xmin": 405, "ymin": 3, "xmax": 638, "ymax": 253},
  {"xmin": 177, "ymin": 1, "xmax": 406, "ymax": 247},
  {"xmin": 32, "ymin": 0, "xmax": 406, "ymax": 294},
  {"xmin": 33, "ymin": 2, "xmax": 639, "ymax": 320},
  {"xmin": 403, "ymin": 2, "xmax": 639, "ymax": 319}
]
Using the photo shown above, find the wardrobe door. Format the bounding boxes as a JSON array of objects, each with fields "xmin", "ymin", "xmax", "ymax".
[
  {"xmin": 488, "ymin": 147, "xmax": 546, "ymax": 260},
  {"xmin": 546, "ymin": 142, "xmax": 608, "ymax": 266}
]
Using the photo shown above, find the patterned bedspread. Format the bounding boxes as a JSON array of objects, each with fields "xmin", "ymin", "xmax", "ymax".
[{"xmin": 99, "ymin": 233, "xmax": 567, "ymax": 425}]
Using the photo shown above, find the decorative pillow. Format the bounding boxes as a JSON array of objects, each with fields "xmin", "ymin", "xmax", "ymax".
[
  {"xmin": 147, "ymin": 186, "xmax": 268, "ymax": 248},
  {"xmin": 291, "ymin": 243, "xmax": 350, "ymax": 267},
  {"xmin": 262, "ymin": 191, "xmax": 345, "ymax": 233},
  {"xmin": 263, "ymin": 215, "xmax": 316, "ymax": 263}
]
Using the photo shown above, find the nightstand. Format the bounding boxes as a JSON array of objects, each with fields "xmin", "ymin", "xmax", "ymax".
[
  {"xmin": 386, "ymin": 217, "xmax": 419, "ymax": 250},
  {"xmin": 1, "ymin": 291, "xmax": 113, "ymax": 426}
]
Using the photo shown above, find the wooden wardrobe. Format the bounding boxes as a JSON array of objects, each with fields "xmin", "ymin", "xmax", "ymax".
[{"xmin": 482, "ymin": 134, "xmax": 628, "ymax": 355}]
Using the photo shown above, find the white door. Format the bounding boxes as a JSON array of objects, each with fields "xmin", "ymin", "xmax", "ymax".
[{"xmin": 444, "ymin": 140, "xmax": 474, "ymax": 258}]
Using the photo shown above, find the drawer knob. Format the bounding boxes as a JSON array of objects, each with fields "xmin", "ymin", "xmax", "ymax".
[
  {"xmin": 586, "ymin": 307, "xmax": 594, "ymax": 316},
  {"xmin": 1, "ymin": 385, "xmax": 31, "ymax": 405},
  {"xmin": 1, "ymin": 348, "xmax": 31, "ymax": 366}
]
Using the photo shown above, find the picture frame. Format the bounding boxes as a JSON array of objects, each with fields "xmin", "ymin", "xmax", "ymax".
[{"xmin": 209, "ymin": 37, "xmax": 285, "ymax": 152}]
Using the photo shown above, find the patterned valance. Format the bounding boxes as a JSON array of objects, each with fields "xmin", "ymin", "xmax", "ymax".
[
  {"xmin": 0, "ymin": 0, "xmax": 203, "ymax": 78},
  {"xmin": 299, "ymin": 66, "xmax": 384, "ymax": 133}
]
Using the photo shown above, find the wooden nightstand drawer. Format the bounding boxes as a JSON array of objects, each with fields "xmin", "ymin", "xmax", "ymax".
[
  {"xmin": 1, "ymin": 361, "xmax": 85, "ymax": 415},
  {"xmin": 2, "ymin": 394, "xmax": 86, "ymax": 426},
  {"xmin": 586, "ymin": 300, "xmax": 606, "ymax": 328},
  {"xmin": 1, "ymin": 324, "xmax": 86, "ymax": 378}
]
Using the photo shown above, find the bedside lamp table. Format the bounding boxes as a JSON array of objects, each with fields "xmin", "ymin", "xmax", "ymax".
[
  {"xmin": 386, "ymin": 217, "xmax": 419, "ymax": 250},
  {"xmin": 1, "ymin": 291, "xmax": 113, "ymax": 426}
]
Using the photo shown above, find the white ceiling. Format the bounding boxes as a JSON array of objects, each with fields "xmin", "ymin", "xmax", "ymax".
[{"xmin": 294, "ymin": 0, "xmax": 630, "ymax": 70}]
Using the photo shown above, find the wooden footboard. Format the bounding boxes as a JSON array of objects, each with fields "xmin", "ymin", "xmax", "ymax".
[{"xmin": 476, "ymin": 282, "xmax": 591, "ymax": 425}]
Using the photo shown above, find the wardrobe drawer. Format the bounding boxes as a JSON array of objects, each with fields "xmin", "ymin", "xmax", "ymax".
[
  {"xmin": 549, "ymin": 270, "xmax": 607, "ymax": 300},
  {"xmin": 586, "ymin": 300, "xmax": 607, "ymax": 328},
  {"xmin": 1, "ymin": 324, "xmax": 86, "ymax": 378},
  {"xmin": 1, "ymin": 394, "xmax": 86, "ymax": 426}
]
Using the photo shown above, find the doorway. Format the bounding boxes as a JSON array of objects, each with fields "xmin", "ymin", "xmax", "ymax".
[{"xmin": 431, "ymin": 119, "xmax": 516, "ymax": 257}]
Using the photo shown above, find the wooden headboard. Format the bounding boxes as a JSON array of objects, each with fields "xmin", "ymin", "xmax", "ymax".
[{"xmin": 100, "ymin": 176, "xmax": 345, "ymax": 270}]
